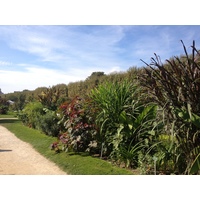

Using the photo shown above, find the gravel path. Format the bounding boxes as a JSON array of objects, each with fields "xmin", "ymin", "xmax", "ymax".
[{"xmin": 0, "ymin": 124, "xmax": 67, "ymax": 175}]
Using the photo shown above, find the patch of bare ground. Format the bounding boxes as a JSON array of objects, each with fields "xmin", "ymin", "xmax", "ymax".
[{"xmin": 0, "ymin": 125, "xmax": 67, "ymax": 175}]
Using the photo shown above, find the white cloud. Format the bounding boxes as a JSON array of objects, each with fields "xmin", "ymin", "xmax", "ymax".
[
  {"xmin": 0, "ymin": 63, "xmax": 124, "ymax": 93},
  {"xmin": 0, "ymin": 66, "xmax": 88, "ymax": 93},
  {"xmin": 0, "ymin": 60, "xmax": 12, "ymax": 66},
  {"xmin": 107, "ymin": 66, "xmax": 121, "ymax": 74}
]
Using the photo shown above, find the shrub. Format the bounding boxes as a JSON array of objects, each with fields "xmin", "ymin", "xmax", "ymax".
[
  {"xmin": 55, "ymin": 96, "xmax": 98, "ymax": 153},
  {"xmin": 18, "ymin": 101, "xmax": 63, "ymax": 137},
  {"xmin": 18, "ymin": 101, "xmax": 44, "ymax": 129},
  {"xmin": 38, "ymin": 109, "xmax": 61, "ymax": 137},
  {"xmin": 0, "ymin": 97, "xmax": 9, "ymax": 114}
]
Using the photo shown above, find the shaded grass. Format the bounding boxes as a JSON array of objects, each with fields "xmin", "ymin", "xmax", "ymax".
[
  {"xmin": 0, "ymin": 113, "xmax": 16, "ymax": 118},
  {"xmin": 0, "ymin": 118, "xmax": 133, "ymax": 175}
]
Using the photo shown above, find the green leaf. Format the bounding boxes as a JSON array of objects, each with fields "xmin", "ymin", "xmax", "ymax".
[
  {"xmin": 148, "ymin": 130, "xmax": 155, "ymax": 136},
  {"xmin": 175, "ymin": 107, "xmax": 200, "ymax": 128},
  {"xmin": 189, "ymin": 153, "xmax": 200, "ymax": 174},
  {"xmin": 190, "ymin": 113, "xmax": 200, "ymax": 128},
  {"xmin": 119, "ymin": 111, "xmax": 127, "ymax": 123},
  {"xmin": 134, "ymin": 104, "xmax": 157, "ymax": 127},
  {"xmin": 117, "ymin": 124, "xmax": 124, "ymax": 136},
  {"xmin": 128, "ymin": 124, "xmax": 133, "ymax": 130}
]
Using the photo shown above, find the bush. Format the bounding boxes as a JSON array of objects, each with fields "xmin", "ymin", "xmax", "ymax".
[
  {"xmin": 55, "ymin": 96, "xmax": 98, "ymax": 153},
  {"xmin": 38, "ymin": 109, "xmax": 61, "ymax": 137},
  {"xmin": 0, "ymin": 97, "xmax": 9, "ymax": 114},
  {"xmin": 18, "ymin": 102, "xmax": 63, "ymax": 137},
  {"xmin": 18, "ymin": 101, "xmax": 44, "ymax": 129}
]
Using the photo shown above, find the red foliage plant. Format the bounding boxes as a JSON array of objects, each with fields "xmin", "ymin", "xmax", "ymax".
[{"xmin": 52, "ymin": 96, "xmax": 98, "ymax": 153}]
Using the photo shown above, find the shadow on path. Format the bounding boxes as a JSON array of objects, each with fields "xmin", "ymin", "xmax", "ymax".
[
  {"xmin": 0, "ymin": 118, "xmax": 19, "ymax": 124},
  {"xmin": 0, "ymin": 149, "xmax": 12, "ymax": 152}
]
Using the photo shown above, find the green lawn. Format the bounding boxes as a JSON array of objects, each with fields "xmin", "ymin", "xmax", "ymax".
[{"xmin": 0, "ymin": 116, "xmax": 133, "ymax": 175}]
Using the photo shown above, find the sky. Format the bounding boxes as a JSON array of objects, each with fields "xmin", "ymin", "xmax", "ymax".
[{"xmin": 1, "ymin": 25, "xmax": 200, "ymax": 94}]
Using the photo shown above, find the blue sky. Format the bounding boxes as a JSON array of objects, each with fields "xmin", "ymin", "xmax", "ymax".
[{"xmin": 1, "ymin": 25, "xmax": 200, "ymax": 93}]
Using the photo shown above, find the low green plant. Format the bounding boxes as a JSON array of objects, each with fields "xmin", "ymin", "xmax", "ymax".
[{"xmin": 117, "ymin": 140, "xmax": 146, "ymax": 168}]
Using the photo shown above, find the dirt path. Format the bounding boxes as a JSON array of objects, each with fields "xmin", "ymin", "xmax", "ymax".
[{"xmin": 0, "ymin": 124, "xmax": 67, "ymax": 175}]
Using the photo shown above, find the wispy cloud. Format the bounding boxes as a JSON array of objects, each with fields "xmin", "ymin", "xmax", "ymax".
[
  {"xmin": 0, "ymin": 60, "xmax": 12, "ymax": 66},
  {"xmin": 0, "ymin": 26, "xmax": 130, "ymax": 76}
]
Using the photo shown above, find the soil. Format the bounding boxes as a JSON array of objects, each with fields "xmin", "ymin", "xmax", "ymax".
[{"xmin": 0, "ymin": 123, "xmax": 67, "ymax": 175}]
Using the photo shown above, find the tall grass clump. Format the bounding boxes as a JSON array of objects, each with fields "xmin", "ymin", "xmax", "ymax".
[
  {"xmin": 90, "ymin": 80, "xmax": 161, "ymax": 169},
  {"xmin": 140, "ymin": 40, "xmax": 200, "ymax": 174},
  {"xmin": 90, "ymin": 80, "xmax": 137, "ymax": 156}
]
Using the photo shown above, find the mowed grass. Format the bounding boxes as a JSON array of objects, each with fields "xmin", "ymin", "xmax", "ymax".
[{"xmin": 0, "ymin": 116, "xmax": 133, "ymax": 175}]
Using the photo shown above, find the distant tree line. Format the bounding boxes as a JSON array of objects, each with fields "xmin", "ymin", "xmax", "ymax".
[{"xmin": 0, "ymin": 67, "xmax": 141, "ymax": 111}]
